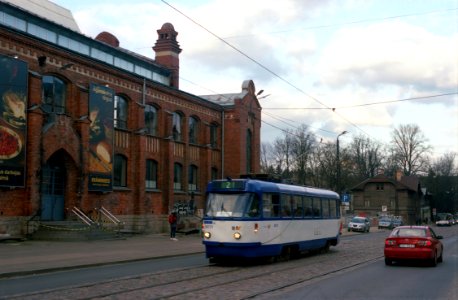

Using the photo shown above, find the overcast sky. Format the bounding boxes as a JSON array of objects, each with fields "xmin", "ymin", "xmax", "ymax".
[{"xmin": 51, "ymin": 0, "xmax": 458, "ymax": 158}]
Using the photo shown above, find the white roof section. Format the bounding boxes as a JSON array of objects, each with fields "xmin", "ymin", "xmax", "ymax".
[
  {"xmin": 200, "ymin": 92, "xmax": 246, "ymax": 107},
  {"xmin": 1, "ymin": 0, "xmax": 81, "ymax": 33}
]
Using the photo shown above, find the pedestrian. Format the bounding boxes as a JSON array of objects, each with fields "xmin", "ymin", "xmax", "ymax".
[{"xmin": 168, "ymin": 212, "xmax": 178, "ymax": 241}]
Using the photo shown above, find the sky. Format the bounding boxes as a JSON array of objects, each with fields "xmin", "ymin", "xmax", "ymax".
[{"xmin": 51, "ymin": 0, "xmax": 458, "ymax": 158}]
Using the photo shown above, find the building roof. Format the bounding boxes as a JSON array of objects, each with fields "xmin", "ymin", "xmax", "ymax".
[
  {"xmin": 351, "ymin": 173, "xmax": 420, "ymax": 193},
  {"xmin": 2, "ymin": 0, "xmax": 81, "ymax": 32},
  {"xmin": 200, "ymin": 80, "xmax": 256, "ymax": 107}
]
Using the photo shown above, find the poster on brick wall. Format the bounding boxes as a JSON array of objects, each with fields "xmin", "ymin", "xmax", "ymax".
[
  {"xmin": 88, "ymin": 83, "xmax": 114, "ymax": 191},
  {"xmin": 0, "ymin": 55, "xmax": 27, "ymax": 188}
]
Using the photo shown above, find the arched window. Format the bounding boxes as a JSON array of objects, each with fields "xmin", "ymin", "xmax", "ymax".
[
  {"xmin": 114, "ymin": 154, "xmax": 127, "ymax": 187},
  {"xmin": 42, "ymin": 75, "xmax": 66, "ymax": 114},
  {"xmin": 188, "ymin": 116, "xmax": 198, "ymax": 144},
  {"xmin": 114, "ymin": 95, "xmax": 128, "ymax": 129},
  {"xmin": 173, "ymin": 162, "xmax": 182, "ymax": 190},
  {"xmin": 172, "ymin": 112, "xmax": 182, "ymax": 141},
  {"xmin": 145, "ymin": 159, "xmax": 158, "ymax": 189},
  {"xmin": 210, "ymin": 123, "xmax": 218, "ymax": 148},
  {"xmin": 211, "ymin": 167, "xmax": 218, "ymax": 181},
  {"xmin": 188, "ymin": 164, "xmax": 198, "ymax": 191},
  {"xmin": 246, "ymin": 129, "xmax": 252, "ymax": 173},
  {"xmin": 145, "ymin": 104, "xmax": 157, "ymax": 135}
]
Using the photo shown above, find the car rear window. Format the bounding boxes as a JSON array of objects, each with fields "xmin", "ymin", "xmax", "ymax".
[{"xmin": 391, "ymin": 228, "xmax": 426, "ymax": 237}]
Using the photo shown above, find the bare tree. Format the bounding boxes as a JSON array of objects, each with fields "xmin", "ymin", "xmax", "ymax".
[
  {"xmin": 390, "ymin": 124, "xmax": 432, "ymax": 175},
  {"xmin": 348, "ymin": 135, "xmax": 385, "ymax": 180},
  {"xmin": 431, "ymin": 152, "xmax": 457, "ymax": 176},
  {"xmin": 291, "ymin": 125, "xmax": 315, "ymax": 185}
]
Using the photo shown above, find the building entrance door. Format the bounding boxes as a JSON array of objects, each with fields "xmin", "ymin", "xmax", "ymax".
[{"xmin": 40, "ymin": 161, "xmax": 66, "ymax": 221}]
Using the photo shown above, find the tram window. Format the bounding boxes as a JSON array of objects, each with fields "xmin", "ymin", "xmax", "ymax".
[
  {"xmin": 304, "ymin": 197, "xmax": 313, "ymax": 218},
  {"xmin": 247, "ymin": 194, "xmax": 260, "ymax": 218},
  {"xmin": 330, "ymin": 199, "xmax": 337, "ymax": 218},
  {"xmin": 272, "ymin": 194, "xmax": 280, "ymax": 217},
  {"xmin": 281, "ymin": 195, "xmax": 292, "ymax": 217},
  {"xmin": 312, "ymin": 198, "xmax": 321, "ymax": 218},
  {"xmin": 293, "ymin": 195, "xmax": 303, "ymax": 218},
  {"xmin": 322, "ymin": 199, "xmax": 330, "ymax": 218},
  {"xmin": 262, "ymin": 193, "xmax": 280, "ymax": 218}
]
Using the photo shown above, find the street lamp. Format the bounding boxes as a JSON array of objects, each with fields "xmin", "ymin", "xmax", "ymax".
[{"xmin": 336, "ymin": 130, "xmax": 348, "ymax": 196}]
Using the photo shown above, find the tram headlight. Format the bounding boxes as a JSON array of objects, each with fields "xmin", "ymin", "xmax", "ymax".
[
  {"xmin": 233, "ymin": 232, "xmax": 242, "ymax": 240},
  {"xmin": 203, "ymin": 231, "xmax": 211, "ymax": 239}
]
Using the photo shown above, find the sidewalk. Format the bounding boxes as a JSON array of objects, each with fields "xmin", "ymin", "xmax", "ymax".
[
  {"xmin": 0, "ymin": 233, "xmax": 204, "ymax": 278},
  {"xmin": 0, "ymin": 227, "xmax": 382, "ymax": 278}
]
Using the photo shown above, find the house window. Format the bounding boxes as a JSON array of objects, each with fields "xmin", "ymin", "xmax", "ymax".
[
  {"xmin": 188, "ymin": 164, "xmax": 198, "ymax": 191},
  {"xmin": 173, "ymin": 163, "xmax": 182, "ymax": 190},
  {"xmin": 42, "ymin": 75, "xmax": 66, "ymax": 114},
  {"xmin": 364, "ymin": 199, "xmax": 370, "ymax": 207},
  {"xmin": 172, "ymin": 112, "xmax": 182, "ymax": 141},
  {"xmin": 114, "ymin": 154, "xmax": 127, "ymax": 187},
  {"xmin": 114, "ymin": 95, "xmax": 128, "ymax": 129},
  {"xmin": 144, "ymin": 105, "xmax": 157, "ymax": 135},
  {"xmin": 210, "ymin": 123, "xmax": 218, "ymax": 148},
  {"xmin": 188, "ymin": 116, "xmax": 198, "ymax": 144},
  {"xmin": 376, "ymin": 183, "xmax": 384, "ymax": 190},
  {"xmin": 146, "ymin": 159, "xmax": 157, "ymax": 189}
]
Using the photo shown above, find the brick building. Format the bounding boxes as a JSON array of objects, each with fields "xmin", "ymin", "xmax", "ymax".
[{"xmin": 0, "ymin": 1, "xmax": 261, "ymax": 236}]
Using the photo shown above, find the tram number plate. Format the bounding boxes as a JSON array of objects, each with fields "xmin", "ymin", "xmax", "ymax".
[{"xmin": 399, "ymin": 244, "xmax": 414, "ymax": 248}]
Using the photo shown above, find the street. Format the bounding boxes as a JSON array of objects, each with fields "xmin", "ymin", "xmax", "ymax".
[{"xmin": 0, "ymin": 226, "xmax": 456, "ymax": 299}]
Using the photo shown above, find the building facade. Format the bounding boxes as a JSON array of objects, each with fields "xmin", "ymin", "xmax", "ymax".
[
  {"xmin": 0, "ymin": 1, "xmax": 262, "ymax": 236},
  {"xmin": 350, "ymin": 172, "xmax": 427, "ymax": 225}
]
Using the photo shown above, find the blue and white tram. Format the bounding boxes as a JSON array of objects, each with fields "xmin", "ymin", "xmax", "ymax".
[{"xmin": 202, "ymin": 178, "xmax": 341, "ymax": 261}]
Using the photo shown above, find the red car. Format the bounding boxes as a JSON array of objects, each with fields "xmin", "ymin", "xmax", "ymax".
[{"xmin": 384, "ymin": 226, "xmax": 444, "ymax": 267}]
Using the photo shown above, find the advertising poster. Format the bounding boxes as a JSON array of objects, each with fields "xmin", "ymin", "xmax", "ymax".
[
  {"xmin": 0, "ymin": 55, "xmax": 28, "ymax": 187},
  {"xmin": 88, "ymin": 83, "xmax": 114, "ymax": 191}
]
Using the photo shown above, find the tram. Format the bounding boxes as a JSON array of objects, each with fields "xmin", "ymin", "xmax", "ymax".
[{"xmin": 202, "ymin": 178, "xmax": 341, "ymax": 262}]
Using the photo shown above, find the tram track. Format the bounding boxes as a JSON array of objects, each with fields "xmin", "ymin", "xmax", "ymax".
[{"xmin": 8, "ymin": 234, "xmax": 386, "ymax": 300}]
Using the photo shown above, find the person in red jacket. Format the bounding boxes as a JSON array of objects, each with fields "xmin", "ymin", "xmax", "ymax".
[{"xmin": 168, "ymin": 212, "xmax": 178, "ymax": 241}]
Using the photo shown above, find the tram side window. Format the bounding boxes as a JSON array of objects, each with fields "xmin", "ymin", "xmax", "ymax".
[
  {"xmin": 312, "ymin": 198, "xmax": 321, "ymax": 218},
  {"xmin": 322, "ymin": 198, "xmax": 330, "ymax": 218},
  {"xmin": 247, "ymin": 194, "xmax": 260, "ymax": 218},
  {"xmin": 304, "ymin": 197, "xmax": 313, "ymax": 218},
  {"xmin": 281, "ymin": 194, "xmax": 292, "ymax": 217},
  {"xmin": 330, "ymin": 199, "xmax": 338, "ymax": 218},
  {"xmin": 293, "ymin": 195, "xmax": 303, "ymax": 218},
  {"xmin": 262, "ymin": 193, "xmax": 280, "ymax": 218}
]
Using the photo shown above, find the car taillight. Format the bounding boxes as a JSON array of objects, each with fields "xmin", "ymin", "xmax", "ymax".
[
  {"xmin": 385, "ymin": 239, "xmax": 396, "ymax": 246},
  {"xmin": 417, "ymin": 240, "xmax": 432, "ymax": 247}
]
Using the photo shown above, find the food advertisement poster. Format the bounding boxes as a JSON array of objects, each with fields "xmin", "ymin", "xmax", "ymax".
[
  {"xmin": 88, "ymin": 83, "xmax": 114, "ymax": 191},
  {"xmin": 0, "ymin": 55, "xmax": 27, "ymax": 187}
]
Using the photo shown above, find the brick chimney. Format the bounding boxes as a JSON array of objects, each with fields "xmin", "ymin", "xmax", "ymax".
[
  {"xmin": 153, "ymin": 23, "xmax": 182, "ymax": 88},
  {"xmin": 395, "ymin": 169, "xmax": 403, "ymax": 181}
]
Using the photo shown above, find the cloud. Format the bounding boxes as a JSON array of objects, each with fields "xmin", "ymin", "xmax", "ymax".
[{"xmin": 318, "ymin": 21, "xmax": 458, "ymax": 92}]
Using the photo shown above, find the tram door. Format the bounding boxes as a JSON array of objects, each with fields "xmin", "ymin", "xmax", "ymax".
[{"xmin": 40, "ymin": 162, "xmax": 66, "ymax": 221}]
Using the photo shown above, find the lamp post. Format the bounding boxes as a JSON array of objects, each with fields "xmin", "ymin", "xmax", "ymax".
[{"xmin": 336, "ymin": 130, "xmax": 348, "ymax": 196}]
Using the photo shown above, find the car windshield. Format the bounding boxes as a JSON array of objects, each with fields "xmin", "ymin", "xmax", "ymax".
[
  {"xmin": 380, "ymin": 218, "xmax": 391, "ymax": 222},
  {"xmin": 390, "ymin": 228, "xmax": 426, "ymax": 237},
  {"xmin": 205, "ymin": 192, "xmax": 259, "ymax": 218},
  {"xmin": 352, "ymin": 218, "xmax": 365, "ymax": 223}
]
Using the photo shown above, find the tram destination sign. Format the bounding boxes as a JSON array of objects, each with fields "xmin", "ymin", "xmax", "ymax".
[{"xmin": 212, "ymin": 180, "xmax": 246, "ymax": 190}]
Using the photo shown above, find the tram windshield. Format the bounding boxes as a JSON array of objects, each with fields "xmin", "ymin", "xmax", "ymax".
[{"xmin": 205, "ymin": 192, "xmax": 260, "ymax": 218}]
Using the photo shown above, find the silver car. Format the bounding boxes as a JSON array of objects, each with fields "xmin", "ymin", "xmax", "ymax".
[{"xmin": 348, "ymin": 217, "xmax": 371, "ymax": 232}]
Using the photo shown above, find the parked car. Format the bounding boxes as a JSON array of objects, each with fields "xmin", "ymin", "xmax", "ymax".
[
  {"xmin": 392, "ymin": 216, "xmax": 404, "ymax": 227},
  {"xmin": 435, "ymin": 213, "xmax": 453, "ymax": 226},
  {"xmin": 348, "ymin": 216, "xmax": 370, "ymax": 232},
  {"xmin": 384, "ymin": 225, "xmax": 443, "ymax": 267},
  {"xmin": 378, "ymin": 216, "xmax": 393, "ymax": 229}
]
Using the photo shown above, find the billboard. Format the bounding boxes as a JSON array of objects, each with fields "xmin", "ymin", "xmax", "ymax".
[
  {"xmin": 88, "ymin": 83, "xmax": 114, "ymax": 191},
  {"xmin": 0, "ymin": 55, "xmax": 28, "ymax": 187}
]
